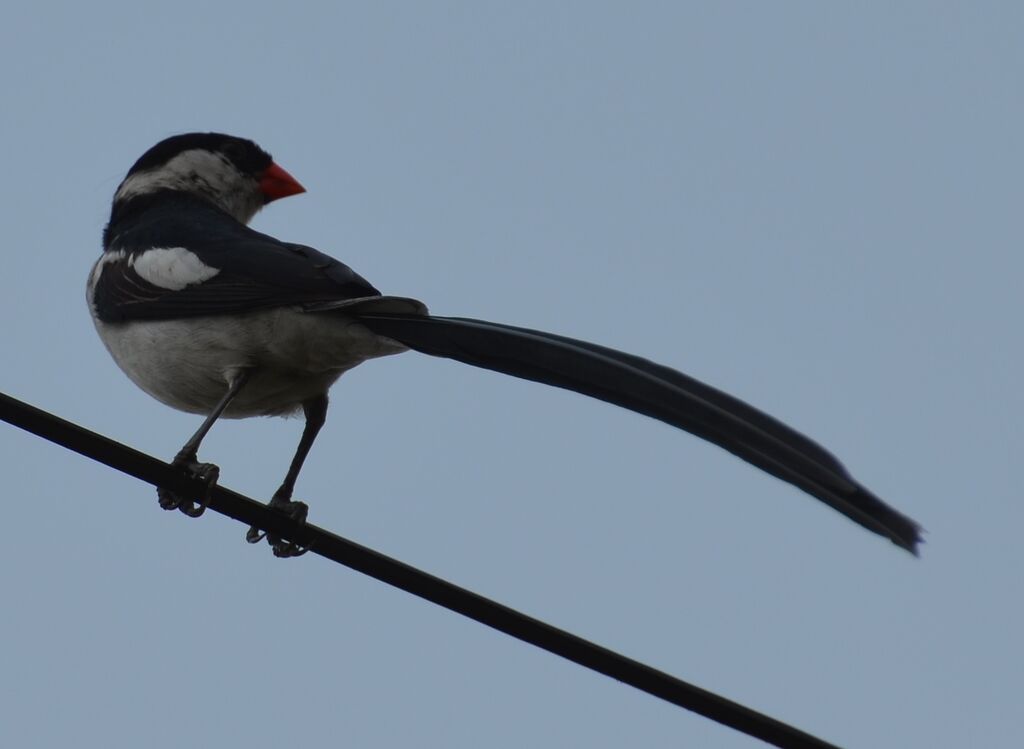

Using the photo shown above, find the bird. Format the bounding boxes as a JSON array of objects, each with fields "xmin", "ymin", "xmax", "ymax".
[{"xmin": 88, "ymin": 132, "xmax": 922, "ymax": 557}]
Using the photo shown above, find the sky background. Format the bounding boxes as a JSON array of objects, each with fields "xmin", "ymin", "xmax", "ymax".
[{"xmin": 1, "ymin": 3, "xmax": 1020, "ymax": 747}]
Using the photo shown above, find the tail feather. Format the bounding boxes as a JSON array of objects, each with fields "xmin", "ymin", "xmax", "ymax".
[{"xmin": 356, "ymin": 312, "xmax": 922, "ymax": 553}]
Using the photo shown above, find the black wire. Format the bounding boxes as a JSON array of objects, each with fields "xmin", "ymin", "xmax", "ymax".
[{"xmin": 0, "ymin": 391, "xmax": 843, "ymax": 749}]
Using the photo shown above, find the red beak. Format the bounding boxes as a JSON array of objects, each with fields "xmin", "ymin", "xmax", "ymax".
[{"xmin": 259, "ymin": 162, "xmax": 306, "ymax": 202}]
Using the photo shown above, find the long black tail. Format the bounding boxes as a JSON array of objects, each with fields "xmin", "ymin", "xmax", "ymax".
[{"xmin": 356, "ymin": 312, "xmax": 922, "ymax": 553}]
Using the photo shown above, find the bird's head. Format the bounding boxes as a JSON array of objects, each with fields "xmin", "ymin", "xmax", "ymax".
[{"xmin": 111, "ymin": 132, "xmax": 305, "ymax": 225}]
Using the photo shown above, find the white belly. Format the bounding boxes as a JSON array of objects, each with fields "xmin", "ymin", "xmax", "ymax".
[{"xmin": 91, "ymin": 307, "xmax": 406, "ymax": 417}]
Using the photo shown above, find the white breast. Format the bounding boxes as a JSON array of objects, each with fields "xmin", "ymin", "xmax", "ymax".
[{"xmin": 88, "ymin": 305, "xmax": 407, "ymax": 418}]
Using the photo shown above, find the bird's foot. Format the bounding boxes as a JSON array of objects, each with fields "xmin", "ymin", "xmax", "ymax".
[
  {"xmin": 246, "ymin": 494, "xmax": 311, "ymax": 558},
  {"xmin": 157, "ymin": 452, "xmax": 219, "ymax": 518}
]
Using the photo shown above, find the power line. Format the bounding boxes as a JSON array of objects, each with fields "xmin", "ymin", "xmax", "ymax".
[{"xmin": 1, "ymin": 391, "xmax": 843, "ymax": 749}]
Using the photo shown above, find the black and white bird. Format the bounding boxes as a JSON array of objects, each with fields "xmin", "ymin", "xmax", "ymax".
[{"xmin": 88, "ymin": 132, "xmax": 922, "ymax": 557}]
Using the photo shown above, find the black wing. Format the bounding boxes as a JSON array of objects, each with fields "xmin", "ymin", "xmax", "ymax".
[{"xmin": 93, "ymin": 195, "xmax": 379, "ymax": 323}]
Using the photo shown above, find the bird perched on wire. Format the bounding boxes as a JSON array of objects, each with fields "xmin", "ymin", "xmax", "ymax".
[{"xmin": 87, "ymin": 132, "xmax": 922, "ymax": 557}]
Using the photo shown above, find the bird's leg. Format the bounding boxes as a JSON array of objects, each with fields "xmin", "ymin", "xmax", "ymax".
[
  {"xmin": 158, "ymin": 370, "xmax": 252, "ymax": 518},
  {"xmin": 247, "ymin": 393, "xmax": 328, "ymax": 557}
]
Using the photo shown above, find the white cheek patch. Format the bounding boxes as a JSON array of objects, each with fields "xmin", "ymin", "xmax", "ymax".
[
  {"xmin": 130, "ymin": 247, "xmax": 220, "ymax": 290},
  {"xmin": 116, "ymin": 150, "xmax": 229, "ymax": 201},
  {"xmin": 116, "ymin": 170, "xmax": 161, "ymax": 201},
  {"xmin": 113, "ymin": 148, "xmax": 263, "ymax": 224}
]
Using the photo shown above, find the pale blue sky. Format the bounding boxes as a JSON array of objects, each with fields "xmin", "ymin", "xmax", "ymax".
[{"xmin": 1, "ymin": 3, "xmax": 1020, "ymax": 747}]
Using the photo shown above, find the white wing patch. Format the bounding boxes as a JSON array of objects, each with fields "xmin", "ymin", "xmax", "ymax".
[{"xmin": 130, "ymin": 247, "xmax": 220, "ymax": 290}]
